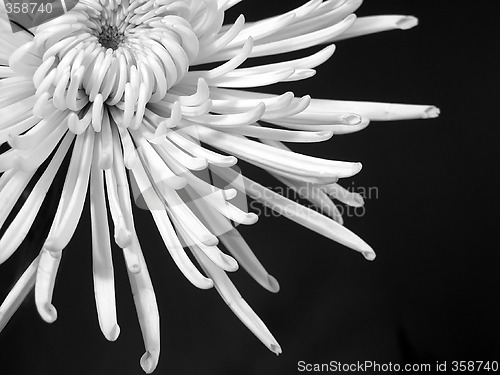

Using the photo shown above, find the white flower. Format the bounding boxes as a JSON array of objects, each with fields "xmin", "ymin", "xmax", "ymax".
[{"xmin": 0, "ymin": 0, "xmax": 439, "ymax": 372}]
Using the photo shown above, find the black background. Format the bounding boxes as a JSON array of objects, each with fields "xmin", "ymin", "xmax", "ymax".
[{"xmin": 0, "ymin": 1, "xmax": 498, "ymax": 374}]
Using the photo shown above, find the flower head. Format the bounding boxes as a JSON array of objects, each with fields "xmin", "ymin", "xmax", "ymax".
[{"xmin": 0, "ymin": 0, "xmax": 438, "ymax": 372}]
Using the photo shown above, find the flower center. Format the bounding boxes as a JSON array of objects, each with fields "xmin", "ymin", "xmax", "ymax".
[{"xmin": 97, "ymin": 26, "xmax": 125, "ymax": 50}]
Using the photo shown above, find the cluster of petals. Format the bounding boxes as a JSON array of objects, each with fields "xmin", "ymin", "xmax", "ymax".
[{"xmin": 0, "ymin": 0, "xmax": 438, "ymax": 372}]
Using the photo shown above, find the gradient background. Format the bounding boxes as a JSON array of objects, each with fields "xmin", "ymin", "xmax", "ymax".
[{"xmin": 0, "ymin": 1, "xmax": 498, "ymax": 374}]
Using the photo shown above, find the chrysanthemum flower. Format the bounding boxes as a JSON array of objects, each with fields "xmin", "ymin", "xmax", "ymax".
[{"xmin": 0, "ymin": 0, "xmax": 439, "ymax": 372}]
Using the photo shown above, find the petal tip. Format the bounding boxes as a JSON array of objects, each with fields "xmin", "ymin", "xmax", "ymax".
[
  {"xmin": 353, "ymin": 194, "xmax": 365, "ymax": 207},
  {"xmin": 202, "ymin": 236, "xmax": 219, "ymax": 247},
  {"xmin": 353, "ymin": 162, "xmax": 363, "ymax": 175},
  {"xmin": 266, "ymin": 275, "xmax": 280, "ymax": 293},
  {"xmin": 38, "ymin": 303, "xmax": 58, "ymax": 323},
  {"xmin": 44, "ymin": 239, "xmax": 63, "ymax": 255},
  {"xmin": 363, "ymin": 250, "xmax": 376, "ymax": 261},
  {"xmin": 245, "ymin": 213, "xmax": 259, "ymax": 225},
  {"xmin": 222, "ymin": 254, "xmax": 239, "ymax": 272},
  {"xmin": 115, "ymin": 228, "xmax": 133, "ymax": 249},
  {"xmin": 425, "ymin": 106, "xmax": 440, "ymax": 119},
  {"xmin": 105, "ymin": 324, "xmax": 121, "ymax": 342},
  {"xmin": 344, "ymin": 114, "xmax": 362, "ymax": 125},
  {"xmin": 270, "ymin": 343, "xmax": 282, "ymax": 356},
  {"xmin": 140, "ymin": 351, "xmax": 159, "ymax": 374},
  {"xmin": 397, "ymin": 16, "xmax": 418, "ymax": 30},
  {"xmin": 128, "ymin": 262, "xmax": 142, "ymax": 274}
]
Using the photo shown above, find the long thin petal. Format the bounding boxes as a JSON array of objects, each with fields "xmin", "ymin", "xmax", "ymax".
[
  {"xmin": 127, "ymin": 241, "xmax": 160, "ymax": 374},
  {"xmin": 0, "ymin": 132, "xmax": 74, "ymax": 264},
  {"xmin": 305, "ymin": 98, "xmax": 440, "ymax": 121},
  {"xmin": 44, "ymin": 127, "xmax": 95, "ymax": 253},
  {"xmin": 0, "ymin": 256, "xmax": 40, "ymax": 332},
  {"xmin": 191, "ymin": 246, "xmax": 282, "ymax": 355},
  {"xmin": 90, "ymin": 147, "xmax": 120, "ymax": 341},
  {"xmin": 332, "ymin": 15, "xmax": 419, "ymax": 41}
]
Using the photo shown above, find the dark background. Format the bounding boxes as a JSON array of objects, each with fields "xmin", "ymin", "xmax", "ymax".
[{"xmin": 1, "ymin": 0, "xmax": 498, "ymax": 374}]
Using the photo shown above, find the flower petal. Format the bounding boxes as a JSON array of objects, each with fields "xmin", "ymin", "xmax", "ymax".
[
  {"xmin": 90, "ymin": 148, "xmax": 120, "ymax": 341},
  {"xmin": 0, "ymin": 256, "xmax": 40, "ymax": 332},
  {"xmin": 127, "ymin": 244, "xmax": 160, "ymax": 374},
  {"xmin": 44, "ymin": 127, "xmax": 95, "ymax": 253},
  {"xmin": 0, "ymin": 132, "xmax": 74, "ymax": 264},
  {"xmin": 333, "ymin": 15, "xmax": 419, "ymax": 41},
  {"xmin": 191, "ymin": 245, "xmax": 282, "ymax": 354}
]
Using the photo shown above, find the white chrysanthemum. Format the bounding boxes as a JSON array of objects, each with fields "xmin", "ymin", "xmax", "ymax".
[{"xmin": 0, "ymin": 0, "xmax": 439, "ymax": 372}]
